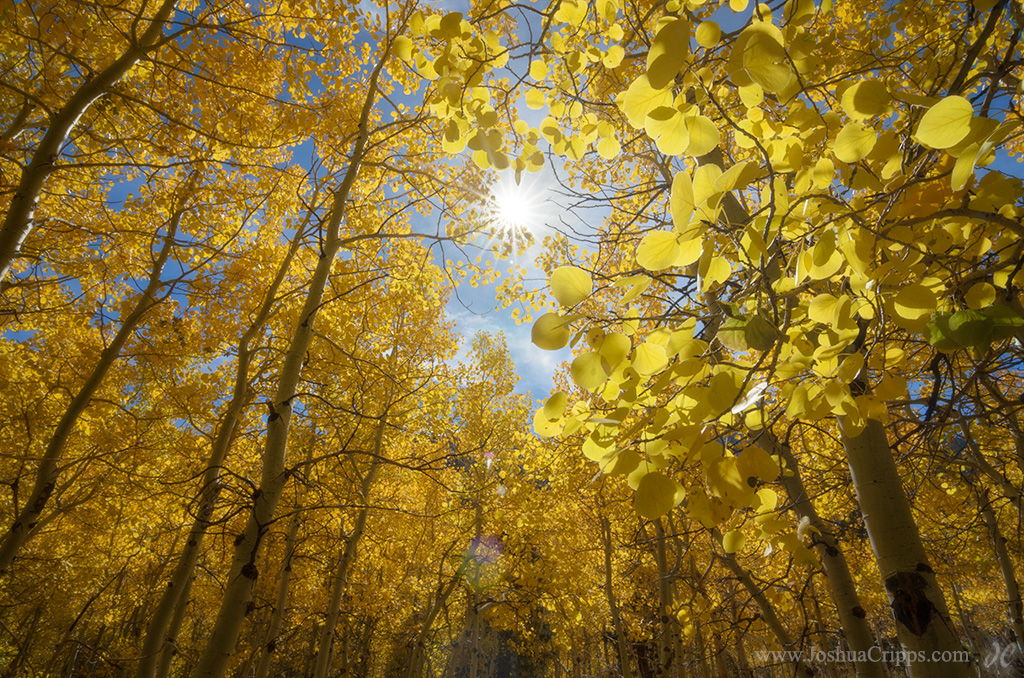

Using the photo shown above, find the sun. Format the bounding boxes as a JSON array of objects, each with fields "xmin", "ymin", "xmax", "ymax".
[{"xmin": 487, "ymin": 173, "xmax": 545, "ymax": 233}]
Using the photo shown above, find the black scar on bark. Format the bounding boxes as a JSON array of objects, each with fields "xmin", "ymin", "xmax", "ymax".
[
  {"xmin": 852, "ymin": 606, "xmax": 866, "ymax": 619},
  {"xmin": 885, "ymin": 571, "xmax": 935, "ymax": 636},
  {"xmin": 241, "ymin": 562, "xmax": 258, "ymax": 580}
]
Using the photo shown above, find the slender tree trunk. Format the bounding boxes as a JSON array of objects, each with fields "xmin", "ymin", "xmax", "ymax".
[
  {"xmin": 959, "ymin": 422, "xmax": 1023, "ymax": 517},
  {"xmin": 717, "ymin": 547, "xmax": 813, "ymax": 677},
  {"xmin": 839, "ymin": 417, "xmax": 968, "ymax": 678},
  {"xmin": 652, "ymin": 520, "xmax": 679, "ymax": 677},
  {"xmin": 251, "ymin": 485, "xmax": 306, "ymax": 678},
  {"xmin": 810, "ymin": 582, "xmax": 839, "ymax": 678},
  {"xmin": 137, "ymin": 213, "xmax": 306, "ymax": 678},
  {"xmin": 758, "ymin": 430, "xmax": 885, "ymax": 678},
  {"xmin": 0, "ymin": 0, "xmax": 179, "ymax": 283},
  {"xmin": 689, "ymin": 554, "xmax": 711, "ymax": 678},
  {"xmin": 312, "ymin": 426, "xmax": 385, "ymax": 678},
  {"xmin": 978, "ymin": 489, "xmax": 1024, "ymax": 652},
  {"xmin": 153, "ymin": 569, "xmax": 194, "ymax": 678},
  {"xmin": 601, "ymin": 516, "xmax": 635, "ymax": 678},
  {"xmin": 948, "ymin": 580, "xmax": 986, "ymax": 678},
  {"xmin": 0, "ymin": 183, "xmax": 191, "ymax": 573},
  {"xmin": 190, "ymin": 58, "xmax": 383, "ymax": 678},
  {"xmin": 406, "ymin": 572, "xmax": 462, "ymax": 678}
]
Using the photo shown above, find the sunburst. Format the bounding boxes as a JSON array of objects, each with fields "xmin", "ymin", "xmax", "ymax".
[{"xmin": 486, "ymin": 173, "xmax": 545, "ymax": 234}]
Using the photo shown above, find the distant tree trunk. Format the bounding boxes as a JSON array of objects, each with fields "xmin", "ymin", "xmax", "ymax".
[
  {"xmin": 652, "ymin": 519, "xmax": 681, "ymax": 677},
  {"xmin": 688, "ymin": 554, "xmax": 711, "ymax": 678},
  {"xmin": 0, "ymin": 182, "xmax": 191, "ymax": 573},
  {"xmin": 839, "ymin": 417, "xmax": 968, "ymax": 678},
  {"xmin": 717, "ymin": 547, "xmax": 812, "ymax": 677},
  {"xmin": 312, "ymin": 424, "xmax": 385, "ymax": 678},
  {"xmin": 190, "ymin": 59, "xmax": 383, "ymax": 678},
  {"xmin": 252, "ymin": 475, "xmax": 307, "ymax": 678},
  {"xmin": 809, "ymin": 582, "xmax": 839, "ymax": 678},
  {"xmin": 138, "ymin": 208, "xmax": 305, "ymax": 678},
  {"xmin": 601, "ymin": 516, "xmax": 635, "ymax": 678},
  {"xmin": 406, "ymin": 571, "xmax": 462, "ymax": 678},
  {"xmin": 947, "ymin": 579, "xmax": 987, "ymax": 677},
  {"xmin": 978, "ymin": 488, "xmax": 1024, "ymax": 652},
  {"xmin": 2, "ymin": 605, "xmax": 42, "ymax": 678},
  {"xmin": 759, "ymin": 430, "xmax": 885, "ymax": 678}
]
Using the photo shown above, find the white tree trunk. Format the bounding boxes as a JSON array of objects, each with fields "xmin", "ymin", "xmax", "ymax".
[
  {"xmin": 190, "ymin": 59, "xmax": 383, "ymax": 678},
  {"xmin": 839, "ymin": 417, "xmax": 968, "ymax": 678},
  {"xmin": 759, "ymin": 431, "xmax": 885, "ymax": 678},
  {"xmin": 312, "ymin": 424, "xmax": 385, "ymax": 678},
  {"xmin": 0, "ymin": 184, "xmax": 190, "ymax": 572},
  {"xmin": 978, "ymin": 489, "xmax": 1024, "ymax": 652},
  {"xmin": 136, "ymin": 217, "xmax": 305, "ymax": 678},
  {"xmin": 0, "ymin": 0, "xmax": 179, "ymax": 283}
]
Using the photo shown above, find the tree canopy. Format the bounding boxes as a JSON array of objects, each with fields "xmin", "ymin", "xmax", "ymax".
[{"xmin": 1, "ymin": 0, "xmax": 1023, "ymax": 677}]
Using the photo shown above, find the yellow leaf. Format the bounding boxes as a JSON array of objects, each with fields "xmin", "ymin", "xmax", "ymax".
[
  {"xmin": 525, "ymin": 88, "xmax": 546, "ymax": 110},
  {"xmin": 637, "ymin": 231, "xmax": 681, "ymax": 271},
  {"xmin": 965, "ymin": 282, "xmax": 996, "ymax": 309},
  {"xmin": 542, "ymin": 391, "xmax": 568, "ymax": 420},
  {"xmin": 549, "ymin": 266, "xmax": 592, "ymax": 306},
  {"xmin": 634, "ymin": 472, "xmax": 682, "ymax": 519},
  {"xmin": 603, "ymin": 449, "xmax": 642, "ymax": 475},
  {"xmin": 620, "ymin": 76, "xmax": 674, "ymax": 129},
  {"xmin": 722, "ymin": 530, "xmax": 746, "ymax": 554},
  {"xmin": 677, "ymin": 238, "xmax": 703, "ymax": 266},
  {"xmin": 533, "ymin": 409, "xmax": 563, "ymax": 437},
  {"xmin": 734, "ymin": 26, "xmax": 793, "ymax": 94},
  {"xmin": 532, "ymin": 313, "xmax": 570, "ymax": 350},
  {"xmin": 840, "ymin": 80, "xmax": 890, "ymax": 121},
  {"xmin": 736, "ymin": 446, "xmax": 779, "ymax": 482},
  {"xmin": 392, "ymin": 35, "xmax": 414, "ymax": 61},
  {"xmin": 833, "ymin": 122, "xmax": 876, "ymax": 163},
  {"xmin": 893, "ymin": 284, "xmax": 937, "ymax": 321},
  {"xmin": 600, "ymin": 332, "xmax": 631, "ymax": 368},
  {"xmin": 571, "ymin": 352, "xmax": 609, "ymax": 391},
  {"xmin": 696, "ymin": 21, "xmax": 721, "ymax": 48},
  {"xmin": 683, "ymin": 115, "xmax": 720, "ymax": 156},
  {"xmin": 530, "ymin": 60, "xmax": 549, "ymax": 80},
  {"xmin": 597, "ymin": 136, "xmax": 621, "ymax": 159},
  {"xmin": 646, "ymin": 18, "xmax": 690, "ymax": 89},
  {"xmin": 700, "ymin": 255, "xmax": 731, "ymax": 292},
  {"xmin": 634, "ymin": 343, "xmax": 668, "ymax": 376},
  {"xmin": 645, "ymin": 106, "xmax": 690, "ymax": 156},
  {"xmin": 671, "ymin": 171, "xmax": 695, "ymax": 231},
  {"xmin": 916, "ymin": 96, "xmax": 974, "ymax": 149},
  {"xmin": 808, "ymin": 293, "xmax": 837, "ymax": 324},
  {"xmin": 812, "ymin": 157, "xmax": 834, "ymax": 188},
  {"xmin": 603, "ymin": 44, "xmax": 625, "ymax": 68}
]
